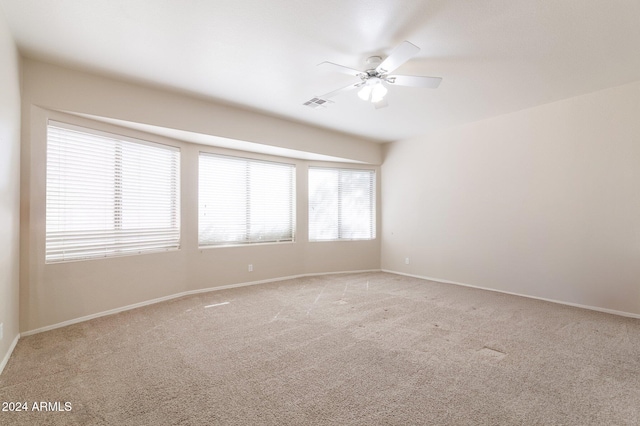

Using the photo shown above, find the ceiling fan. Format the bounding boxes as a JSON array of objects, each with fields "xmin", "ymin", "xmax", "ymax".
[{"xmin": 304, "ymin": 41, "xmax": 442, "ymax": 110}]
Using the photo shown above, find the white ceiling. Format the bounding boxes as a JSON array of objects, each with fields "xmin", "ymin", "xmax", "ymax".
[{"xmin": 2, "ymin": 0, "xmax": 640, "ymax": 143}]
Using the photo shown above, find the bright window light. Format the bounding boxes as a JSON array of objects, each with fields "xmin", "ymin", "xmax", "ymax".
[
  {"xmin": 199, "ymin": 153, "xmax": 295, "ymax": 246},
  {"xmin": 46, "ymin": 122, "xmax": 181, "ymax": 262},
  {"xmin": 308, "ymin": 167, "xmax": 376, "ymax": 241}
]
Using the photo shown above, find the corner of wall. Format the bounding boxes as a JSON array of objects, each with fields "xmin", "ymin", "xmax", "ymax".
[{"xmin": 0, "ymin": 6, "xmax": 22, "ymax": 375}]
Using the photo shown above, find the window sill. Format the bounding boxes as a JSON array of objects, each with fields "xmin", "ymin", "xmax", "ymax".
[{"xmin": 198, "ymin": 240, "xmax": 296, "ymax": 250}]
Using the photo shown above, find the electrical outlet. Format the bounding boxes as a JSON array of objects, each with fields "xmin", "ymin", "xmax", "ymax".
[
  {"xmin": 248, "ymin": 264, "xmax": 253, "ymax": 272},
  {"xmin": 405, "ymin": 258, "xmax": 410, "ymax": 265}
]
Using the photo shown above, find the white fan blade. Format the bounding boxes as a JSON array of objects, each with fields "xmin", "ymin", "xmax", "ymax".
[
  {"xmin": 374, "ymin": 98, "xmax": 388, "ymax": 109},
  {"xmin": 318, "ymin": 61, "xmax": 366, "ymax": 78},
  {"xmin": 386, "ymin": 75, "xmax": 442, "ymax": 89},
  {"xmin": 318, "ymin": 81, "xmax": 364, "ymax": 99},
  {"xmin": 376, "ymin": 41, "xmax": 420, "ymax": 74}
]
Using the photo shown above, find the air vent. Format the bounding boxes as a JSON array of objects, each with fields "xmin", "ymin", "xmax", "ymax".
[{"xmin": 303, "ymin": 97, "xmax": 333, "ymax": 108}]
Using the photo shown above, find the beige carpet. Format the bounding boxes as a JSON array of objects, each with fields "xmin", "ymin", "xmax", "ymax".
[{"xmin": 1, "ymin": 272, "xmax": 639, "ymax": 425}]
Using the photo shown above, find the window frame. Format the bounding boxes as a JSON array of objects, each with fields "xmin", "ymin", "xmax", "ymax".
[
  {"xmin": 198, "ymin": 151, "xmax": 296, "ymax": 248},
  {"xmin": 45, "ymin": 121, "xmax": 181, "ymax": 263},
  {"xmin": 308, "ymin": 166, "xmax": 376, "ymax": 242}
]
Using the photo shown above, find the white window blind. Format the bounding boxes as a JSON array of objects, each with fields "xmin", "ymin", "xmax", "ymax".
[
  {"xmin": 309, "ymin": 167, "xmax": 375, "ymax": 241},
  {"xmin": 46, "ymin": 122, "xmax": 180, "ymax": 262},
  {"xmin": 199, "ymin": 153, "xmax": 295, "ymax": 246}
]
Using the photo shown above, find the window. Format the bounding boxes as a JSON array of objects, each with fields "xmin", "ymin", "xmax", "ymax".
[
  {"xmin": 308, "ymin": 167, "xmax": 376, "ymax": 241},
  {"xmin": 199, "ymin": 153, "xmax": 295, "ymax": 246},
  {"xmin": 46, "ymin": 122, "xmax": 180, "ymax": 262}
]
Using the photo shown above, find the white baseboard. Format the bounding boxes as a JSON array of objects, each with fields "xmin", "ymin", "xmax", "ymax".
[
  {"xmin": 0, "ymin": 334, "xmax": 20, "ymax": 376},
  {"xmin": 383, "ymin": 269, "xmax": 640, "ymax": 320},
  {"xmin": 21, "ymin": 269, "xmax": 381, "ymax": 336}
]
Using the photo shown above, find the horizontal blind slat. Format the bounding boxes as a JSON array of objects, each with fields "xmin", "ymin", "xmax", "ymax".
[
  {"xmin": 46, "ymin": 124, "xmax": 181, "ymax": 262},
  {"xmin": 198, "ymin": 152, "xmax": 295, "ymax": 246},
  {"xmin": 308, "ymin": 167, "xmax": 375, "ymax": 241}
]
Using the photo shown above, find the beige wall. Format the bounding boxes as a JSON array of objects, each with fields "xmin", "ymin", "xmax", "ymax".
[
  {"xmin": 21, "ymin": 54, "xmax": 639, "ymax": 336},
  {"xmin": 21, "ymin": 60, "xmax": 381, "ymax": 333},
  {"xmin": 382, "ymin": 81, "xmax": 640, "ymax": 316},
  {"xmin": 23, "ymin": 59, "xmax": 381, "ymax": 165},
  {"xmin": 0, "ymin": 8, "xmax": 21, "ymax": 369}
]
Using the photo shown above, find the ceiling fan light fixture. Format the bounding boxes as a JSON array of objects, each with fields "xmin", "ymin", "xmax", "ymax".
[
  {"xmin": 358, "ymin": 78, "xmax": 387, "ymax": 103},
  {"xmin": 370, "ymin": 82, "xmax": 388, "ymax": 103},
  {"xmin": 357, "ymin": 85, "xmax": 372, "ymax": 101}
]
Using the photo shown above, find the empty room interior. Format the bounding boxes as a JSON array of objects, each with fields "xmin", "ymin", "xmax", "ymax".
[{"xmin": 1, "ymin": 1, "xmax": 640, "ymax": 424}]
